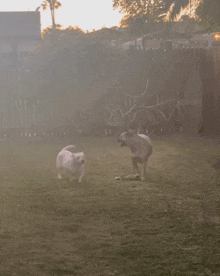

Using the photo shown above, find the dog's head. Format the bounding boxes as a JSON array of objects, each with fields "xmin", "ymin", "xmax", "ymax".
[
  {"xmin": 116, "ymin": 131, "xmax": 134, "ymax": 147},
  {"xmin": 76, "ymin": 152, "xmax": 85, "ymax": 164}
]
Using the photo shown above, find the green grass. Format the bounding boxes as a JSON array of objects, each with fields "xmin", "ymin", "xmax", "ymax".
[{"xmin": 1, "ymin": 136, "xmax": 220, "ymax": 276}]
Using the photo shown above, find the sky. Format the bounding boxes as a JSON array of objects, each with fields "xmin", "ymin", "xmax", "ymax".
[{"xmin": 1, "ymin": 0, "xmax": 123, "ymax": 32}]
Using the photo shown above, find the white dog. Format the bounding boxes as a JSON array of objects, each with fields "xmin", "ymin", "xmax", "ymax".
[{"xmin": 56, "ymin": 145, "xmax": 85, "ymax": 183}]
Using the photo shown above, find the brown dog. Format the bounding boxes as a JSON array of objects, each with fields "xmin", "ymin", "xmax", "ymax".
[{"xmin": 117, "ymin": 131, "xmax": 152, "ymax": 180}]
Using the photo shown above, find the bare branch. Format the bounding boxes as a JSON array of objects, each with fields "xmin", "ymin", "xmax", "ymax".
[
  {"xmin": 105, "ymin": 101, "xmax": 137, "ymax": 119},
  {"xmin": 141, "ymin": 78, "xmax": 150, "ymax": 97},
  {"xmin": 153, "ymin": 109, "xmax": 167, "ymax": 121},
  {"xmin": 122, "ymin": 103, "xmax": 136, "ymax": 117},
  {"xmin": 117, "ymin": 78, "xmax": 150, "ymax": 117},
  {"xmin": 106, "ymin": 76, "xmax": 170, "ymax": 126},
  {"xmin": 105, "ymin": 104, "xmax": 118, "ymax": 112},
  {"xmin": 122, "ymin": 79, "xmax": 149, "ymax": 99},
  {"xmin": 139, "ymin": 99, "xmax": 177, "ymax": 110}
]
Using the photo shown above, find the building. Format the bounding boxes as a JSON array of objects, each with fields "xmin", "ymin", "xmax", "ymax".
[
  {"xmin": 0, "ymin": 11, "xmax": 41, "ymax": 130},
  {"xmin": 121, "ymin": 21, "xmax": 207, "ymax": 50}
]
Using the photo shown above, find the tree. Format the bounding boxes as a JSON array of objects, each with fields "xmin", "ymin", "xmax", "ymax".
[
  {"xmin": 113, "ymin": 0, "xmax": 164, "ymax": 27},
  {"xmin": 41, "ymin": 0, "xmax": 62, "ymax": 28},
  {"xmin": 103, "ymin": 48, "xmax": 203, "ymax": 134},
  {"xmin": 161, "ymin": 0, "xmax": 191, "ymax": 21},
  {"xmin": 104, "ymin": 79, "xmax": 182, "ymax": 134},
  {"xmin": 196, "ymin": 0, "xmax": 220, "ymax": 32},
  {"xmin": 20, "ymin": 27, "xmax": 123, "ymax": 129},
  {"xmin": 113, "ymin": 0, "xmax": 191, "ymax": 27}
]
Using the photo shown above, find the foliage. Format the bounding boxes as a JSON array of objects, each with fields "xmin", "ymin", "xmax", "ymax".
[
  {"xmin": 41, "ymin": 0, "xmax": 62, "ymax": 28},
  {"xmin": 113, "ymin": 0, "xmax": 191, "ymax": 30},
  {"xmin": 161, "ymin": 0, "xmax": 191, "ymax": 21},
  {"xmin": 121, "ymin": 16, "xmax": 145, "ymax": 36},
  {"xmin": 21, "ymin": 27, "xmax": 124, "ymax": 127},
  {"xmin": 113, "ymin": 0, "xmax": 163, "ymax": 19},
  {"xmin": 196, "ymin": 0, "xmax": 220, "ymax": 32},
  {"xmin": 114, "ymin": 0, "xmax": 165, "ymax": 30}
]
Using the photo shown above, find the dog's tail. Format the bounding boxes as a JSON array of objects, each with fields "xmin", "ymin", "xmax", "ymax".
[{"xmin": 61, "ymin": 145, "xmax": 76, "ymax": 152}]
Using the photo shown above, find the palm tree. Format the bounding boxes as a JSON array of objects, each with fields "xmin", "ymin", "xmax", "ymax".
[
  {"xmin": 160, "ymin": 0, "xmax": 191, "ymax": 21},
  {"xmin": 41, "ymin": 0, "xmax": 62, "ymax": 28}
]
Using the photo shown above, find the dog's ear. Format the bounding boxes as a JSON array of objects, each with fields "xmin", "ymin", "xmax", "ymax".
[
  {"xmin": 125, "ymin": 131, "xmax": 134, "ymax": 138},
  {"xmin": 128, "ymin": 128, "xmax": 136, "ymax": 133}
]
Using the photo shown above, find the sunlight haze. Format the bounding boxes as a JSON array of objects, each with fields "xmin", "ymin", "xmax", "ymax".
[{"xmin": 1, "ymin": 0, "xmax": 123, "ymax": 32}]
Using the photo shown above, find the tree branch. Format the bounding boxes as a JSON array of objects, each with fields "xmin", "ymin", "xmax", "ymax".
[{"xmin": 122, "ymin": 79, "xmax": 149, "ymax": 99}]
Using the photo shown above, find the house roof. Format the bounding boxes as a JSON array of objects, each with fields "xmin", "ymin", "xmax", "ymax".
[{"xmin": 0, "ymin": 12, "xmax": 41, "ymax": 39}]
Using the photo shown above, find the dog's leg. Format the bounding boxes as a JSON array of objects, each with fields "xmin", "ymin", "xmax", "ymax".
[
  {"xmin": 131, "ymin": 158, "xmax": 139, "ymax": 175},
  {"xmin": 57, "ymin": 164, "xmax": 67, "ymax": 180},
  {"xmin": 140, "ymin": 160, "xmax": 147, "ymax": 180},
  {"xmin": 78, "ymin": 165, "xmax": 85, "ymax": 183},
  {"xmin": 58, "ymin": 173, "xmax": 62, "ymax": 179}
]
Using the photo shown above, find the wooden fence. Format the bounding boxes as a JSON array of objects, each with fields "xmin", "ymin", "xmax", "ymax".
[{"xmin": 1, "ymin": 47, "xmax": 220, "ymax": 136}]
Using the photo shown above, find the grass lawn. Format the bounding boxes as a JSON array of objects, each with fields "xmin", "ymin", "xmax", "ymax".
[{"xmin": 1, "ymin": 135, "xmax": 220, "ymax": 276}]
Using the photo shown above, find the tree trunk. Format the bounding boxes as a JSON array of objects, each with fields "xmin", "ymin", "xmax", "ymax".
[
  {"xmin": 50, "ymin": 3, "xmax": 56, "ymax": 28},
  {"xmin": 51, "ymin": 10, "xmax": 55, "ymax": 27}
]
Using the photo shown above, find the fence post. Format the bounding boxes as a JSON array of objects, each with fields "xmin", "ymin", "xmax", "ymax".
[{"xmin": 199, "ymin": 49, "xmax": 216, "ymax": 134}]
